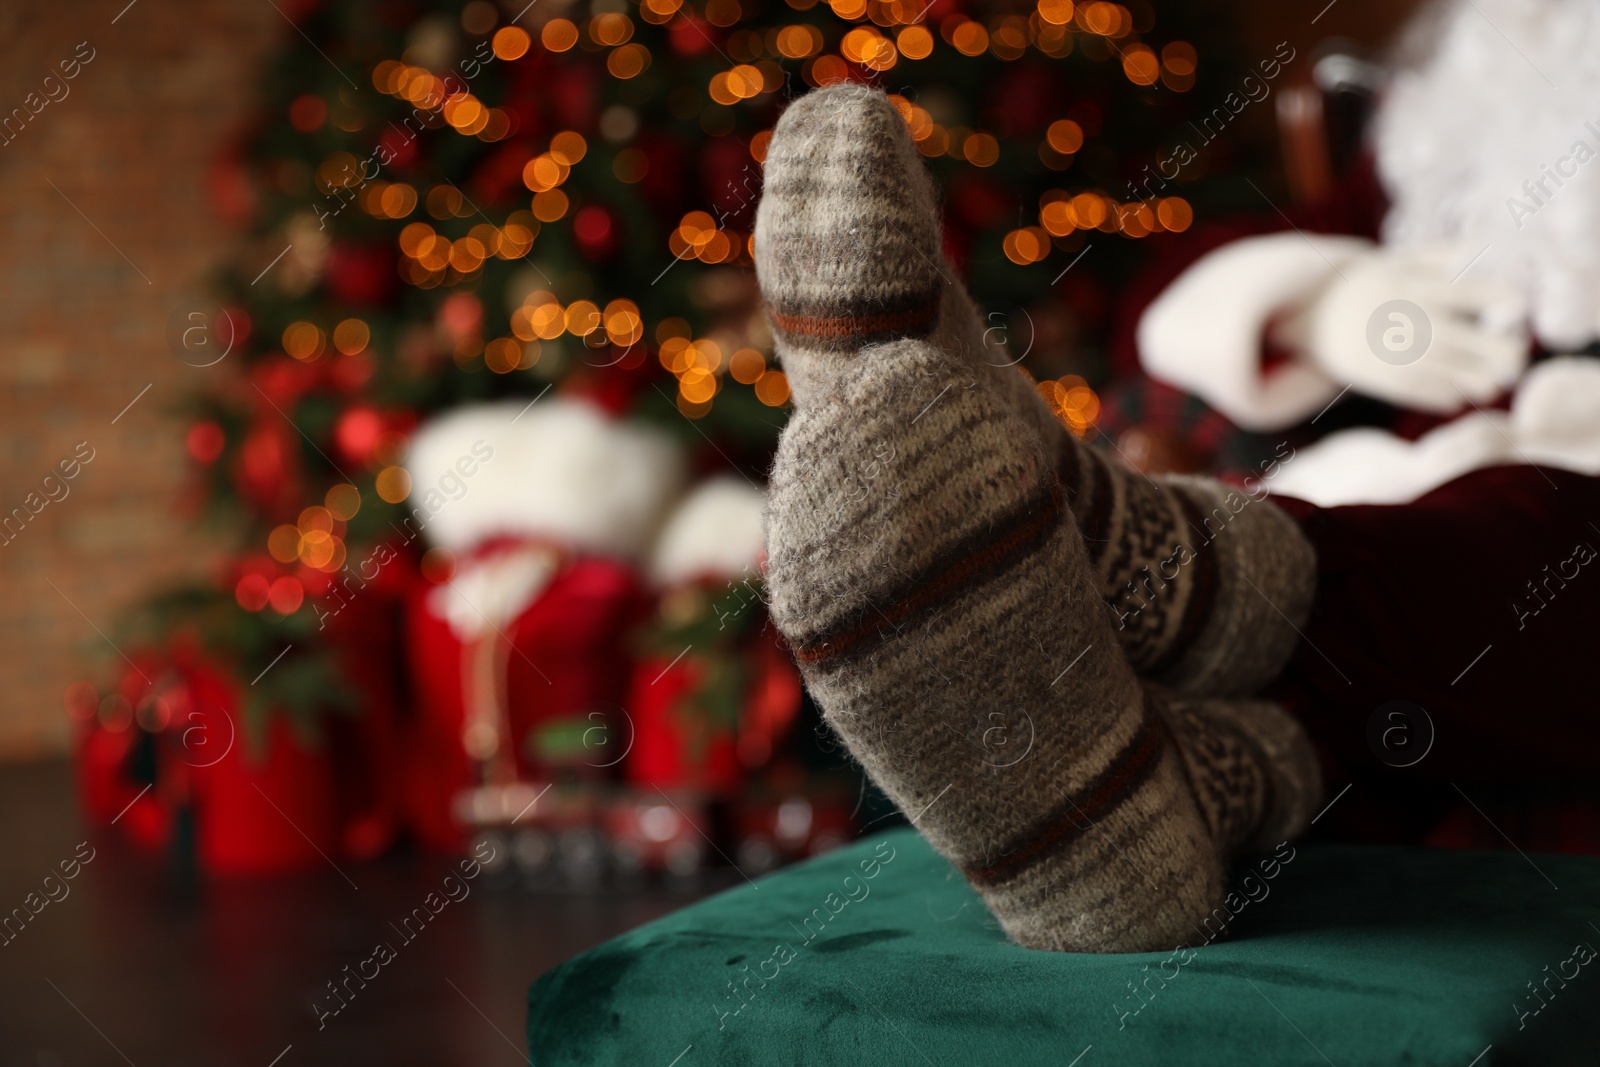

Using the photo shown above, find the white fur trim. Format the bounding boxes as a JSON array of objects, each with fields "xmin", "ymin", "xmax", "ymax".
[
  {"xmin": 406, "ymin": 398, "xmax": 687, "ymax": 559},
  {"xmin": 1270, "ymin": 357, "xmax": 1600, "ymax": 506},
  {"xmin": 1271, "ymin": 413, "xmax": 1515, "ymax": 507},
  {"xmin": 647, "ymin": 475, "xmax": 767, "ymax": 587},
  {"xmin": 1137, "ymin": 232, "xmax": 1368, "ymax": 431},
  {"xmin": 427, "ymin": 544, "xmax": 561, "ymax": 640},
  {"xmin": 1376, "ymin": 0, "xmax": 1600, "ymax": 348},
  {"xmin": 1513, "ymin": 356, "xmax": 1600, "ymax": 474},
  {"xmin": 1271, "ymin": 427, "xmax": 1424, "ymax": 507}
]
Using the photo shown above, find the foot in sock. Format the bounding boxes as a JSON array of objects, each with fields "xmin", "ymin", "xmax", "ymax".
[
  {"xmin": 756, "ymin": 84, "xmax": 1321, "ymax": 952},
  {"xmin": 758, "ymin": 83, "xmax": 1317, "ymax": 699}
]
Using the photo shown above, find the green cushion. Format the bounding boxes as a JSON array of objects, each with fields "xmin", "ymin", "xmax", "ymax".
[{"xmin": 528, "ymin": 829, "xmax": 1600, "ymax": 1065}]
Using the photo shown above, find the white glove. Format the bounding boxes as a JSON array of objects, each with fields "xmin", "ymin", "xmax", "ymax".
[
  {"xmin": 1298, "ymin": 244, "xmax": 1529, "ymax": 412},
  {"xmin": 1138, "ymin": 232, "xmax": 1372, "ymax": 432},
  {"xmin": 1511, "ymin": 355, "xmax": 1600, "ymax": 475}
]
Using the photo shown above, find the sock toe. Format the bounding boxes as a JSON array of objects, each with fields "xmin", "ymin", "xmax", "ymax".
[{"xmin": 754, "ymin": 85, "xmax": 946, "ymax": 357}]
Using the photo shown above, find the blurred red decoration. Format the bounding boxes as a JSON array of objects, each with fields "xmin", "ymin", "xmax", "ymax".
[
  {"xmin": 268, "ymin": 575, "xmax": 305, "ymax": 615},
  {"xmin": 334, "ymin": 406, "xmax": 385, "ymax": 466},
  {"xmin": 235, "ymin": 574, "xmax": 271, "ymax": 612},
  {"xmin": 288, "ymin": 93, "xmax": 327, "ymax": 132},
  {"xmin": 233, "ymin": 416, "xmax": 300, "ymax": 515},
  {"xmin": 402, "ymin": 549, "xmax": 642, "ymax": 850},
  {"xmin": 573, "ymin": 204, "xmax": 617, "ymax": 259},
  {"xmin": 377, "ymin": 124, "xmax": 420, "ymax": 169},
  {"xmin": 324, "ymin": 242, "xmax": 398, "ymax": 307},
  {"xmin": 328, "ymin": 350, "xmax": 377, "ymax": 393},
  {"xmin": 438, "ymin": 292, "xmax": 483, "ymax": 343},
  {"xmin": 186, "ymin": 421, "xmax": 226, "ymax": 464}
]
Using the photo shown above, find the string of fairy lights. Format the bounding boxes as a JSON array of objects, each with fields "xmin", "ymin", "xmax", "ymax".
[{"xmin": 235, "ymin": 0, "xmax": 1198, "ymax": 607}]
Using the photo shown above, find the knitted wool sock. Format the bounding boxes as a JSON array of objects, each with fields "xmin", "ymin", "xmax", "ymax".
[
  {"xmin": 1156, "ymin": 688, "xmax": 1322, "ymax": 858},
  {"xmin": 756, "ymin": 85, "xmax": 1321, "ymax": 952},
  {"xmin": 766, "ymin": 330, "xmax": 1226, "ymax": 953},
  {"xmin": 1002, "ymin": 374, "xmax": 1319, "ymax": 698},
  {"xmin": 758, "ymin": 83, "xmax": 1316, "ymax": 699}
]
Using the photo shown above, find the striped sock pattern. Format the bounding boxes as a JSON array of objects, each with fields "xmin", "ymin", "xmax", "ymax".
[
  {"xmin": 755, "ymin": 84, "xmax": 1316, "ymax": 698},
  {"xmin": 766, "ymin": 329, "xmax": 1225, "ymax": 953},
  {"xmin": 1156, "ymin": 688, "xmax": 1323, "ymax": 856},
  {"xmin": 756, "ymin": 84, "xmax": 1322, "ymax": 953},
  {"xmin": 968, "ymin": 330, "xmax": 1317, "ymax": 697},
  {"xmin": 1045, "ymin": 410, "xmax": 1317, "ymax": 698},
  {"xmin": 754, "ymin": 82, "xmax": 947, "ymax": 404}
]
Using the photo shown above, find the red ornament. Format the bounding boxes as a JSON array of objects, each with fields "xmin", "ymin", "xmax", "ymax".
[
  {"xmin": 439, "ymin": 292, "xmax": 483, "ymax": 343},
  {"xmin": 268, "ymin": 575, "xmax": 305, "ymax": 615},
  {"xmin": 324, "ymin": 242, "xmax": 398, "ymax": 307},
  {"xmin": 329, "ymin": 350, "xmax": 377, "ymax": 393},
  {"xmin": 669, "ymin": 14, "xmax": 717, "ymax": 56},
  {"xmin": 377, "ymin": 124, "xmax": 421, "ymax": 170},
  {"xmin": 220, "ymin": 304, "xmax": 252, "ymax": 350},
  {"xmin": 233, "ymin": 416, "xmax": 301, "ymax": 516},
  {"xmin": 573, "ymin": 204, "xmax": 617, "ymax": 260},
  {"xmin": 186, "ymin": 421, "xmax": 226, "ymax": 464},
  {"xmin": 296, "ymin": 563, "xmax": 334, "ymax": 598},
  {"xmin": 235, "ymin": 574, "xmax": 271, "ymax": 612},
  {"xmin": 288, "ymin": 93, "xmax": 328, "ymax": 133},
  {"xmin": 335, "ymin": 406, "xmax": 385, "ymax": 466},
  {"xmin": 207, "ymin": 137, "xmax": 257, "ymax": 226},
  {"xmin": 251, "ymin": 356, "xmax": 320, "ymax": 407}
]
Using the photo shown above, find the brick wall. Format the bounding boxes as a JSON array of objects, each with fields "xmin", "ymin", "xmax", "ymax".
[{"xmin": 0, "ymin": 2, "xmax": 280, "ymax": 758}]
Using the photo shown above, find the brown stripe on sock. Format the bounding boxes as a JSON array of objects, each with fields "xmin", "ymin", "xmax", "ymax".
[
  {"xmin": 963, "ymin": 698, "xmax": 1167, "ymax": 888},
  {"xmin": 1145, "ymin": 491, "xmax": 1220, "ymax": 678},
  {"xmin": 792, "ymin": 480, "xmax": 1063, "ymax": 666},
  {"xmin": 766, "ymin": 297, "xmax": 942, "ymax": 351}
]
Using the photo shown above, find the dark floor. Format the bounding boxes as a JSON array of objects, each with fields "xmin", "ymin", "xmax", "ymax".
[{"xmin": 0, "ymin": 760, "xmax": 722, "ymax": 1066}]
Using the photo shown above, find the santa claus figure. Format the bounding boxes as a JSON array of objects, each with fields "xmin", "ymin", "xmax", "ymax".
[
  {"xmin": 400, "ymin": 398, "xmax": 806, "ymax": 869},
  {"xmin": 1127, "ymin": 0, "xmax": 1600, "ymax": 853},
  {"xmin": 401, "ymin": 398, "xmax": 685, "ymax": 851},
  {"xmin": 1138, "ymin": 0, "xmax": 1600, "ymax": 505}
]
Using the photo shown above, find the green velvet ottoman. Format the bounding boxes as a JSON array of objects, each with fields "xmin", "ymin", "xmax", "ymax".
[{"xmin": 528, "ymin": 829, "xmax": 1600, "ymax": 1065}]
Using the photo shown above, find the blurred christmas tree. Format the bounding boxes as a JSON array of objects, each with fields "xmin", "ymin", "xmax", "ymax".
[{"xmin": 117, "ymin": 0, "xmax": 1268, "ymax": 791}]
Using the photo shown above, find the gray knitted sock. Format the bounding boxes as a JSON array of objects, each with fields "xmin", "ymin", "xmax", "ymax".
[
  {"xmin": 765, "ymin": 329, "xmax": 1226, "ymax": 952},
  {"xmin": 987, "ymin": 359, "xmax": 1319, "ymax": 698},
  {"xmin": 1157, "ymin": 688, "xmax": 1323, "ymax": 857},
  {"xmin": 756, "ymin": 85, "xmax": 1321, "ymax": 953},
  {"xmin": 760, "ymin": 83, "xmax": 1316, "ymax": 699}
]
